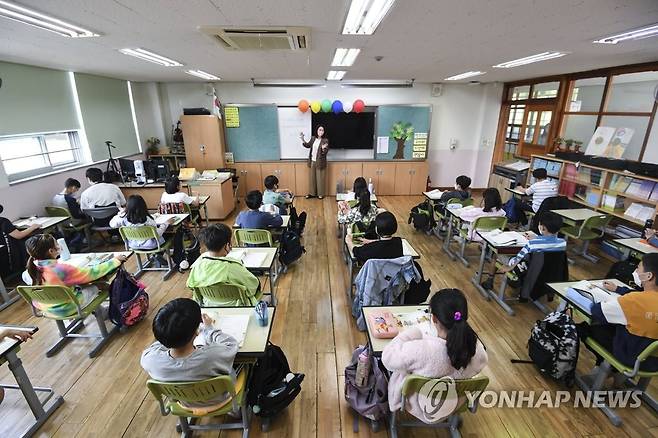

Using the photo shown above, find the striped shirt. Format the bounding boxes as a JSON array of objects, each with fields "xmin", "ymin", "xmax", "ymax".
[
  {"xmin": 508, "ymin": 234, "xmax": 566, "ymax": 266},
  {"xmin": 526, "ymin": 179, "xmax": 558, "ymax": 212}
]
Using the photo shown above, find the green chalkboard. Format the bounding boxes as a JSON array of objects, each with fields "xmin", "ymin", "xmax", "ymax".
[
  {"xmin": 225, "ymin": 104, "xmax": 281, "ymax": 161},
  {"xmin": 376, "ymin": 105, "xmax": 431, "ymax": 160}
]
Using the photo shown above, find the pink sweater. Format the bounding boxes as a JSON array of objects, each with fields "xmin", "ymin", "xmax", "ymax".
[
  {"xmin": 458, "ymin": 207, "xmax": 506, "ymax": 241},
  {"xmin": 381, "ymin": 326, "xmax": 488, "ymax": 423}
]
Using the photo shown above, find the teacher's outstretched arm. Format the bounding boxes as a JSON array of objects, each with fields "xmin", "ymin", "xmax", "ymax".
[{"xmin": 300, "ymin": 132, "xmax": 312, "ymax": 148}]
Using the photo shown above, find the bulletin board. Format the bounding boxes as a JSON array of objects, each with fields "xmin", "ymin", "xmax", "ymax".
[
  {"xmin": 224, "ymin": 104, "xmax": 281, "ymax": 161},
  {"xmin": 375, "ymin": 105, "xmax": 431, "ymax": 160}
]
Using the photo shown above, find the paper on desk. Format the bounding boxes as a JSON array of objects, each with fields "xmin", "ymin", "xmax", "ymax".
[
  {"xmin": 227, "ymin": 249, "xmax": 247, "ymax": 261},
  {"xmin": 194, "ymin": 315, "xmax": 249, "ymax": 348},
  {"xmin": 14, "ymin": 217, "xmax": 51, "ymax": 227},
  {"xmin": 505, "ymin": 161, "xmax": 531, "ymax": 171},
  {"xmin": 154, "ymin": 214, "xmax": 178, "ymax": 225},
  {"xmin": 569, "ymin": 280, "xmax": 616, "ymax": 303},
  {"xmin": 423, "ymin": 189, "xmax": 444, "ymax": 200},
  {"xmin": 243, "ymin": 252, "xmax": 267, "ymax": 267},
  {"xmin": 483, "ymin": 230, "xmax": 528, "ymax": 246}
]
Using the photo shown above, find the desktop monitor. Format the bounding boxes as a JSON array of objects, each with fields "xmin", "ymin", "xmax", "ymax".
[
  {"xmin": 150, "ymin": 159, "xmax": 170, "ymax": 182},
  {"xmin": 118, "ymin": 158, "xmax": 135, "ymax": 178}
]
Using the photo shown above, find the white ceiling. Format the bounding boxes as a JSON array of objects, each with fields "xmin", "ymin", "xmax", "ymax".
[{"xmin": 0, "ymin": 0, "xmax": 657, "ymax": 83}]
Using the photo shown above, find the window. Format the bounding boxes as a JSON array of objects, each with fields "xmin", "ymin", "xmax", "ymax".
[
  {"xmin": 568, "ymin": 77, "xmax": 606, "ymax": 112},
  {"xmin": 532, "ymin": 81, "xmax": 559, "ymax": 99},
  {"xmin": 509, "ymin": 85, "xmax": 530, "ymax": 100},
  {"xmin": 606, "ymin": 71, "xmax": 658, "ymax": 113},
  {"xmin": 503, "ymin": 104, "xmax": 525, "ymax": 159},
  {"xmin": 0, "ymin": 131, "xmax": 84, "ymax": 182}
]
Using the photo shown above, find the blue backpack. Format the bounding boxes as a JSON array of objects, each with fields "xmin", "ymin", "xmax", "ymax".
[{"xmin": 503, "ymin": 196, "xmax": 521, "ymax": 223}]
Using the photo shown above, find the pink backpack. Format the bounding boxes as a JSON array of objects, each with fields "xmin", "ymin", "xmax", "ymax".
[{"xmin": 108, "ymin": 267, "xmax": 149, "ymax": 328}]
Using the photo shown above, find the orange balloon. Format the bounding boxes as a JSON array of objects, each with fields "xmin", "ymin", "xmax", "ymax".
[{"xmin": 298, "ymin": 99, "xmax": 309, "ymax": 113}]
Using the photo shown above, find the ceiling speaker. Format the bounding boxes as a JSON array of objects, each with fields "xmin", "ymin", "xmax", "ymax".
[{"xmin": 431, "ymin": 83, "xmax": 443, "ymax": 97}]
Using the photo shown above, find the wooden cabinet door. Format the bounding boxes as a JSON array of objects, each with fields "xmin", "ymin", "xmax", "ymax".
[
  {"xmin": 181, "ymin": 115, "xmax": 225, "ymax": 171},
  {"xmin": 327, "ymin": 163, "xmax": 346, "ymax": 195},
  {"xmin": 343, "ymin": 163, "xmax": 363, "ymax": 190},
  {"xmin": 409, "ymin": 161, "xmax": 429, "ymax": 194},
  {"xmin": 181, "ymin": 116, "xmax": 205, "ymax": 170},
  {"xmin": 261, "ymin": 163, "xmax": 296, "ymax": 192},
  {"xmin": 377, "ymin": 163, "xmax": 397, "ymax": 195},
  {"xmin": 362, "ymin": 163, "xmax": 380, "ymax": 192},
  {"xmin": 234, "ymin": 163, "xmax": 262, "ymax": 197},
  {"xmin": 394, "ymin": 162, "xmax": 414, "ymax": 195},
  {"xmin": 294, "ymin": 163, "xmax": 310, "ymax": 195}
]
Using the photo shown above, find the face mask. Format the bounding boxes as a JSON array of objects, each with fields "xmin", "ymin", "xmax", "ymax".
[
  {"xmin": 633, "ymin": 270, "xmax": 651, "ymax": 286},
  {"xmin": 454, "ymin": 184, "xmax": 459, "ymax": 190}
]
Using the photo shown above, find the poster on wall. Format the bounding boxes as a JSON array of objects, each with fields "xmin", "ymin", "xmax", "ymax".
[
  {"xmin": 585, "ymin": 126, "xmax": 615, "ymax": 156},
  {"xmin": 412, "ymin": 132, "xmax": 428, "ymax": 158},
  {"xmin": 224, "ymin": 106, "xmax": 240, "ymax": 128}
]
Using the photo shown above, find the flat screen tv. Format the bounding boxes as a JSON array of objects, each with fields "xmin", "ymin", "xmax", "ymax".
[{"xmin": 311, "ymin": 112, "xmax": 375, "ymax": 149}]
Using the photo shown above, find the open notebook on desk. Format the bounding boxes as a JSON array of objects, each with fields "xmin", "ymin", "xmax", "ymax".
[
  {"xmin": 64, "ymin": 253, "xmax": 114, "ymax": 268},
  {"xmin": 567, "ymin": 280, "xmax": 619, "ymax": 303},
  {"xmin": 193, "ymin": 314, "xmax": 249, "ymax": 348},
  {"xmin": 481, "ymin": 230, "xmax": 531, "ymax": 246},
  {"xmin": 423, "ymin": 189, "xmax": 445, "ymax": 200},
  {"xmin": 227, "ymin": 249, "xmax": 268, "ymax": 267}
]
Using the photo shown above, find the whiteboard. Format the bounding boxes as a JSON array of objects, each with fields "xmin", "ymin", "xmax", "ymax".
[{"xmin": 279, "ymin": 107, "xmax": 311, "ymax": 159}]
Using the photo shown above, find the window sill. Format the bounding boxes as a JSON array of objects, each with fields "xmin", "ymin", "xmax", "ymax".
[{"xmin": 7, "ymin": 153, "xmax": 143, "ymax": 186}]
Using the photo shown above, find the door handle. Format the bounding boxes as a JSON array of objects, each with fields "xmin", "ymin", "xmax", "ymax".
[{"xmin": 199, "ymin": 144, "xmax": 206, "ymax": 154}]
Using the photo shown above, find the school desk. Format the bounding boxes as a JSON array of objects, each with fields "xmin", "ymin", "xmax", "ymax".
[
  {"xmin": 227, "ymin": 247, "xmax": 280, "ymax": 305},
  {"xmin": 361, "ymin": 305, "xmax": 428, "ymax": 357}
]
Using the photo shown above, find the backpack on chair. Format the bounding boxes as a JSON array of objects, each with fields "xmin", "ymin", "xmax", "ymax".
[
  {"xmin": 247, "ymin": 343, "xmax": 305, "ymax": 421},
  {"xmin": 408, "ymin": 201, "xmax": 435, "ymax": 232},
  {"xmin": 108, "ymin": 267, "xmax": 149, "ymax": 328},
  {"xmin": 344, "ymin": 345, "xmax": 389, "ymax": 432},
  {"xmin": 288, "ymin": 206, "xmax": 307, "ymax": 236},
  {"xmin": 512, "ymin": 309, "xmax": 579, "ymax": 386}
]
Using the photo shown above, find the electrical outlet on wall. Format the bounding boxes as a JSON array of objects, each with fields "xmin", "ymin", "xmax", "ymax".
[{"xmin": 449, "ymin": 138, "xmax": 458, "ymax": 150}]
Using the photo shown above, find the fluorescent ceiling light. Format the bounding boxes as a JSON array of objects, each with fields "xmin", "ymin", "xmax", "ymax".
[
  {"xmin": 327, "ymin": 70, "xmax": 347, "ymax": 81},
  {"xmin": 593, "ymin": 23, "xmax": 658, "ymax": 44},
  {"xmin": 251, "ymin": 79, "xmax": 325, "ymax": 87},
  {"xmin": 119, "ymin": 48, "xmax": 183, "ymax": 67},
  {"xmin": 444, "ymin": 71, "xmax": 486, "ymax": 81},
  {"xmin": 186, "ymin": 70, "xmax": 221, "ymax": 81},
  {"xmin": 331, "ymin": 48, "xmax": 361, "ymax": 67},
  {"xmin": 0, "ymin": 0, "xmax": 99, "ymax": 37},
  {"xmin": 493, "ymin": 52, "xmax": 568, "ymax": 68},
  {"xmin": 342, "ymin": 0, "xmax": 395, "ymax": 35},
  {"xmin": 341, "ymin": 79, "xmax": 413, "ymax": 88}
]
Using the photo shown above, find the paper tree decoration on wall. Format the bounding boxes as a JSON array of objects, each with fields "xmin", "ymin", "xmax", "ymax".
[{"xmin": 390, "ymin": 121, "xmax": 414, "ymax": 159}]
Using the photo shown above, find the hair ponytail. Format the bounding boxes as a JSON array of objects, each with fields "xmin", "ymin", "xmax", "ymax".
[
  {"xmin": 357, "ymin": 190, "xmax": 371, "ymax": 217},
  {"xmin": 430, "ymin": 288, "xmax": 479, "ymax": 370},
  {"xmin": 25, "ymin": 234, "xmax": 57, "ymax": 285}
]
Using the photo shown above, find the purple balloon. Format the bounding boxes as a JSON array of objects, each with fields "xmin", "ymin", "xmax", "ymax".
[{"xmin": 332, "ymin": 100, "xmax": 343, "ymax": 114}]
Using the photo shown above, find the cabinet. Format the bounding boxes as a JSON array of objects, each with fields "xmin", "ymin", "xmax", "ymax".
[
  {"xmin": 234, "ymin": 163, "xmax": 263, "ymax": 197},
  {"xmin": 362, "ymin": 162, "xmax": 397, "ymax": 195},
  {"xmin": 181, "ymin": 115, "xmax": 226, "ymax": 171},
  {"xmin": 327, "ymin": 162, "xmax": 363, "ymax": 195},
  {"xmin": 260, "ymin": 162, "xmax": 296, "ymax": 192},
  {"xmin": 294, "ymin": 163, "xmax": 310, "ymax": 195},
  {"xmin": 393, "ymin": 161, "xmax": 429, "ymax": 195}
]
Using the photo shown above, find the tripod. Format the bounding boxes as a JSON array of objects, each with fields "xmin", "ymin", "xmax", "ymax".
[{"xmin": 105, "ymin": 141, "xmax": 123, "ymax": 182}]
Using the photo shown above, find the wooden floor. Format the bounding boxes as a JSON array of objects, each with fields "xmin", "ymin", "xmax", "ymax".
[{"xmin": 1, "ymin": 196, "xmax": 657, "ymax": 438}]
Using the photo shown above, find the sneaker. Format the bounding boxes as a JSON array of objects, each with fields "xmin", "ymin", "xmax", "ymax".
[
  {"xmin": 179, "ymin": 260, "xmax": 190, "ymax": 271},
  {"xmin": 305, "ymin": 194, "xmax": 315, "ymax": 199},
  {"xmin": 318, "ymin": 196, "xmax": 324, "ymax": 199}
]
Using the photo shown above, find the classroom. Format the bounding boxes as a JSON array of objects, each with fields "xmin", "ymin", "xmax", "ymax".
[{"xmin": 0, "ymin": 1, "xmax": 657, "ymax": 437}]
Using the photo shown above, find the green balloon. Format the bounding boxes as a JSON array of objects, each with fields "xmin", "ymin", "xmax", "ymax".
[{"xmin": 321, "ymin": 99, "xmax": 332, "ymax": 112}]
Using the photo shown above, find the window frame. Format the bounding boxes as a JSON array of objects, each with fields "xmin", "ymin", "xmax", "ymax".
[{"xmin": 0, "ymin": 130, "xmax": 85, "ymax": 182}]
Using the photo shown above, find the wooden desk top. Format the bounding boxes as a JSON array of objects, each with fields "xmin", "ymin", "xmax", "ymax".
[
  {"xmin": 551, "ymin": 208, "xmax": 602, "ymax": 222},
  {"xmin": 613, "ymin": 238, "xmax": 658, "ymax": 255},
  {"xmin": 200, "ymin": 306, "xmax": 275, "ymax": 357}
]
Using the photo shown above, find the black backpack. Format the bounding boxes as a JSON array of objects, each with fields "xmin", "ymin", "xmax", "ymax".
[
  {"xmin": 408, "ymin": 201, "xmax": 435, "ymax": 231},
  {"xmin": 512, "ymin": 309, "xmax": 579, "ymax": 386},
  {"xmin": 404, "ymin": 261, "xmax": 431, "ymax": 304},
  {"xmin": 288, "ymin": 206, "xmax": 307, "ymax": 235},
  {"xmin": 606, "ymin": 259, "xmax": 639, "ymax": 285},
  {"xmin": 247, "ymin": 343, "xmax": 305, "ymax": 419},
  {"xmin": 279, "ymin": 229, "xmax": 305, "ymax": 266}
]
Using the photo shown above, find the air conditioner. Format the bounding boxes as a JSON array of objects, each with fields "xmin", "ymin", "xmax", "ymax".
[{"xmin": 199, "ymin": 26, "xmax": 310, "ymax": 51}]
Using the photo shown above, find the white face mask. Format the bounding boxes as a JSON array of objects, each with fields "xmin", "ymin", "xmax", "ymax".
[
  {"xmin": 633, "ymin": 270, "xmax": 651, "ymax": 287},
  {"xmin": 454, "ymin": 184, "xmax": 460, "ymax": 190}
]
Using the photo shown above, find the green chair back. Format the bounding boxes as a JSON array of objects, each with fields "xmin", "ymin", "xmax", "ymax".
[
  {"xmin": 17, "ymin": 285, "xmax": 83, "ymax": 319},
  {"xmin": 461, "ymin": 198, "xmax": 474, "ymax": 207},
  {"xmin": 119, "ymin": 225, "xmax": 164, "ymax": 252},
  {"xmin": 472, "ymin": 216, "xmax": 507, "ymax": 233},
  {"xmin": 45, "ymin": 205, "xmax": 72, "ymax": 219},
  {"xmin": 147, "ymin": 373, "xmax": 244, "ymax": 417},
  {"xmin": 192, "ymin": 283, "xmax": 257, "ymax": 307},
  {"xmin": 401, "ymin": 374, "xmax": 490, "ymax": 417},
  {"xmin": 234, "ymin": 228, "xmax": 273, "ymax": 247},
  {"xmin": 347, "ymin": 200, "xmax": 359, "ymax": 208},
  {"xmin": 581, "ymin": 214, "xmax": 612, "ymax": 237}
]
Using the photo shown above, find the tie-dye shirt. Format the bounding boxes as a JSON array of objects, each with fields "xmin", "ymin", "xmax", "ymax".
[{"xmin": 30, "ymin": 258, "xmax": 121, "ymax": 318}]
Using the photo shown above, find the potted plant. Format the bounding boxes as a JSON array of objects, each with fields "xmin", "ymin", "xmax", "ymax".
[
  {"xmin": 553, "ymin": 137, "xmax": 566, "ymax": 151},
  {"xmin": 573, "ymin": 140, "xmax": 584, "ymax": 153},
  {"xmin": 145, "ymin": 137, "xmax": 161, "ymax": 156},
  {"xmin": 390, "ymin": 121, "xmax": 414, "ymax": 159},
  {"xmin": 564, "ymin": 138, "xmax": 574, "ymax": 151}
]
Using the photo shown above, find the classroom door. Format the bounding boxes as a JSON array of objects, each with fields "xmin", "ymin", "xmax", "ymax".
[
  {"xmin": 393, "ymin": 162, "xmax": 415, "ymax": 195},
  {"xmin": 377, "ymin": 163, "xmax": 397, "ymax": 195},
  {"xmin": 518, "ymin": 104, "xmax": 554, "ymax": 158},
  {"xmin": 235, "ymin": 163, "xmax": 262, "ymax": 197}
]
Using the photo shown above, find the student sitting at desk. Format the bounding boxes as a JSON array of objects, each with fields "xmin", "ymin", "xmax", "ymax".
[
  {"xmin": 24, "ymin": 234, "xmax": 126, "ymax": 318},
  {"xmin": 515, "ymin": 168, "xmax": 558, "ymax": 224},
  {"xmin": 0, "ymin": 328, "xmax": 33, "ymax": 405},
  {"xmin": 337, "ymin": 190, "xmax": 378, "ymax": 228},
  {"xmin": 235, "ymin": 190, "xmax": 283, "ymax": 229},
  {"xmin": 382, "ymin": 288, "xmax": 488, "ymax": 423},
  {"xmin": 578, "ymin": 253, "xmax": 658, "ymax": 375},
  {"xmin": 457, "ymin": 188, "xmax": 506, "ymax": 241},
  {"xmin": 161, "ymin": 176, "xmax": 199, "ymax": 206},
  {"xmin": 80, "ymin": 168, "xmax": 126, "ymax": 211},
  {"xmin": 496, "ymin": 212, "xmax": 566, "ymax": 296},
  {"xmin": 110, "ymin": 195, "xmax": 184, "ymax": 266},
  {"xmin": 263, "ymin": 175, "xmax": 292, "ymax": 215},
  {"xmin": 0, "ymin": 204, "xmax": 40, "ymax": 279},
  {"xmin": 345, "ymin": 211, "xmax": 403, "ymax": 263},
  {"xmin": 187, "ymin": 224, "xmax": 260, "ymax": 297},
  {"xmin": 52, "ymin": 178, "xmax": 89, "ymax": 226},
  {"xmin": 140, "ymin": 297, "xmax": 240, "ymax": 408},
  {"xmin": 435, "ymin": 175, "xmax": 472, "ymax": 216}
]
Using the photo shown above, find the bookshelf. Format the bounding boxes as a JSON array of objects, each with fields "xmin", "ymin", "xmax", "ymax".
[{"xmin": 528, "ymin": 154, "xmax": 658, "ymax": 228}]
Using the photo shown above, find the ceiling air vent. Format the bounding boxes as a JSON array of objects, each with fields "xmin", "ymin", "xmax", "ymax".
[{"xmin": 199, "ymin": 26, "xmax": 310, "ymax": 51}]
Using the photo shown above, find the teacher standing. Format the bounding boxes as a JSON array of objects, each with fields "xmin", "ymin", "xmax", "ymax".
[{"xmin": 300, "ymin": 125, "xmax": 329, "ymax": 199}]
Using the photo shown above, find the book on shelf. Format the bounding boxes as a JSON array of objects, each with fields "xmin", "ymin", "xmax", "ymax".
[
  {"xmin": 624, "ymin": 203, "xmax": 655, "ymax": 222},
  {"xmin": 636, "ymin": 180, "xmax": 656, "ymax": 200},
  {"xmin": 601, "ymin": 194, "xmax": 625, "ymax": 211},
  {"xmin": 651, "ymin": 185, "xmax": 658, "ymax": 202},
  {"xmin": 585, "ymin": 189, "xmax": 600, "ymax": 207},
  {"xmin": 610, "ymin": 174, "xmax": 632, "ymax": 193},
  {"xmin": 577, "ymin": 167, "xmax": 591, "ymax": 183},
  {"xmin": 625, "ymin": 179, "xmax": 644, "ymax": 197},
  {"xmin": 590, "ymin": 170, "xmax": 602, "ymax": 186}
]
